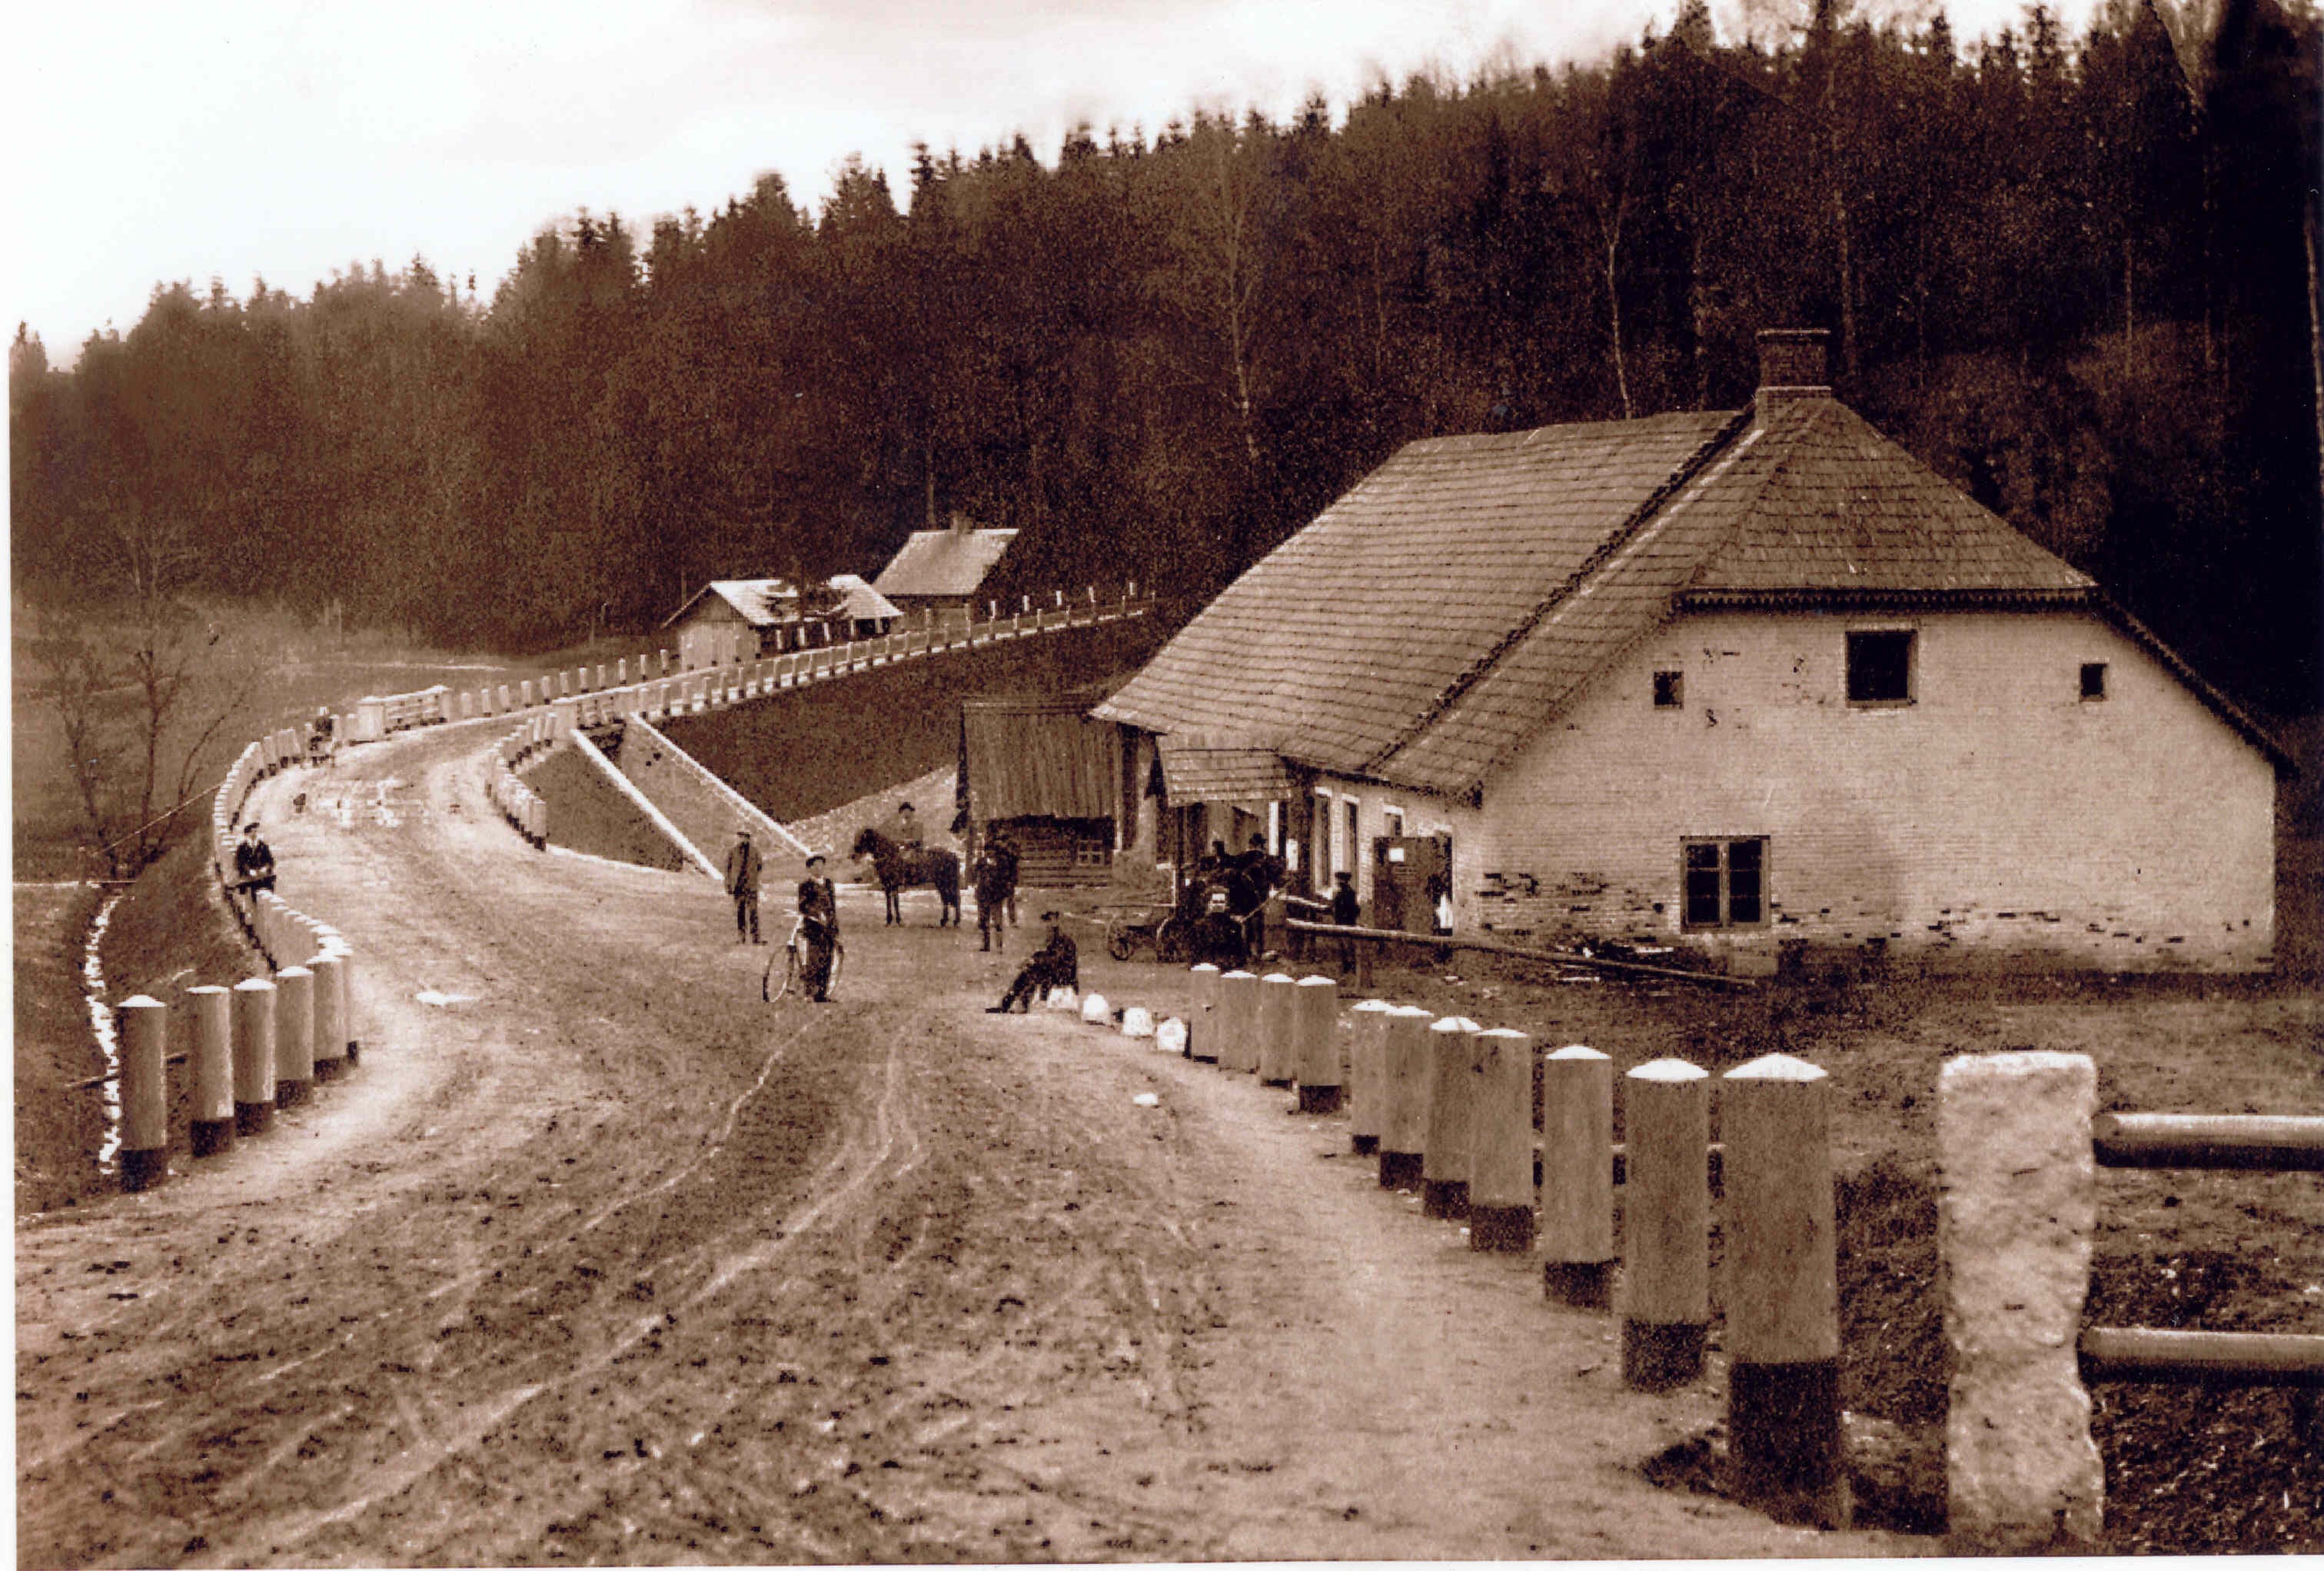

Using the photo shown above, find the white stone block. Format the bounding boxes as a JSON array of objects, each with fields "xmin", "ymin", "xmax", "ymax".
[
  {"xmin": 1079, "ymin": 992, "xmax": 1111, "ymax": 1023},
  {"xmin": 1155, "ymin": 1017, "xmax": 1187, "ymax": 1054},
  {"xmin": 1939, "ymin": 1050, "xmax": 2103, "ymax": 1552}
]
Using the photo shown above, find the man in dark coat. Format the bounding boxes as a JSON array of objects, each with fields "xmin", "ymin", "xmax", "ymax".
[
  {"xmin": 1331, "ymin": 869, "xmax": 1362, "ymax": 975},
  {"xmin": 988, "ymin": 911, "xmax": 1077, "ymax": 1013},
  {"xmin": 798, "ymin": 854, "xmax": 839, "ymax": 1002},
  {"xmin": 726, "ymin": 827, "xmax": 764, "ymax": 944},
  {"xmin": 972, "ymin": 837, "xmax": 1011, "ymax": 953},
  {"xmin": 232, "ymin": 821, "xmax": 277, "ymax": 895},
  {"xmin": 989, "ymin": 826, "xmax": 1021, "ymax": 927}
]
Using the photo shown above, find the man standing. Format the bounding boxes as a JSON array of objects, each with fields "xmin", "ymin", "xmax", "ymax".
[
  {"xmin": 232, "ymin": 821, "xmax": 277, "ymax": 895},
  {"xmin": 989, "ymin": 824, "xmax": 1020, "ymax": 927},
  {"xmin": 725, "ymin": 827, "xmax": 763, "ymax": 944},
  {"xmin": 1331, "ymin": 868, "xmax": 1362, "ymax": 974},
  {"xmin": 972, "ymin": 837, "xmax": 1011, "ymax": 953},
  {"xmin": 798, "ymin": 854, "xmax": 839, "ymax": 1002},
  {"xmin": 988, "ymin": 910, "xmax": 1077, "ymax": 1013}
]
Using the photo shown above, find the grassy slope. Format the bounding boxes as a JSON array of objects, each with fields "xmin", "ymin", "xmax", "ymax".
[
  {"xmin": 660, "ymin": 616, "xmax": 1167, "ymax": 824},
  {"xmin": 528, "ymin": 748, "xmax": 687, "ymax": 871}
]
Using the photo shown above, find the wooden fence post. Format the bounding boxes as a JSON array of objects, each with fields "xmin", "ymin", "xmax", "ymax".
[
  {"xmin": 1293, "ymin": 976, "xmax": 1342, "ymax": 1113},
  {"xmin": 1468, "ymin": 1027, "xmax": 1536, "ymax": 1251},
  {"xmin": 1256, "ymin": 973, "xmax": 1298, "ymax": 1087},
  {"xmin": 1939, "ymin": 1051, "xmax": 2103, "ymax": 1552},
  {"xmin": 189, "ymin": 985, "xmax": 234, "ymax": 1157},
  {"xmin": 1378, "ymin": 1004, "xmax": 1434, "ymax": 1189},
  {"xmin": 274, "ymin": 967, "xmax": 314, "ymax": 1109},
  {"xmin": 1348, "ymin": 998, "xmax": 1395, "ymax": 1155},
  {"xmin": 231, "ymin": 977, "xmax": 277, "ymax": 1136},
  {"xmin": 119, "ymin": 996, "xmax": 168, "ymax": 1191},
  {"xmin": 1422, "ymin": 1016, "xmax": 1482, "ymax": 1219},
  {"xmin": 1217, "ymin": 970, "xmax": 1258, "ymax": 1074},
  {"xmin": 1189, "ymin": 964, "xmax": 1221, "ymax": 1062},
  {"xmin": 1541, "ymin": 1044, "xmax": 1616, "ymax": 1307},
  {"xmin": 1724, "ymin": 1053, "xmax": 1847, "ymax": 1527},
  {"xmin": 1621, "ymin": 1057, "xmax": 1711, "ymax": 1390}
]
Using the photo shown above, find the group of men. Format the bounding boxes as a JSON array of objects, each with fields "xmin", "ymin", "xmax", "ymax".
[{"xmin": 725, "ymin": 827, "xmax": 839, "ymax": 1002}]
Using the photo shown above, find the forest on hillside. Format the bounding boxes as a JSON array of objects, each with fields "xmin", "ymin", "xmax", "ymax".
[{"xmin": 11, "ymin": 0, "xmax": 2321, "ymax": 714}]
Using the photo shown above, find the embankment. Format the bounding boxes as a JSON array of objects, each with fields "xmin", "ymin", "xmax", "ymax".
[{"xmin": 660, "ymin": 615, "xmax": 1167, "ymax": 822}]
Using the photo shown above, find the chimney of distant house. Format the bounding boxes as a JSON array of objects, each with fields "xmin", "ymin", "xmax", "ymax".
[
  {"xmin": 949, "ymin": 509, "xmax": 973, "ymax": 539},
  {"xmin": 1755, "ymin": 328, "xmax": 1830, "ymax": 424}
]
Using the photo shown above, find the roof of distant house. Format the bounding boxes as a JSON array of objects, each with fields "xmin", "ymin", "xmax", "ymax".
[
  {"xmin": 872, "ymin": 524, "xmax": 1018, "ymax": 601},
  {"xmin": 663, "ymin": 576, "xmax": 899, "ymax": 630},
  {"xmin": 1095, "ymin": 393, "xmax": 2289, "ymax": 792}
]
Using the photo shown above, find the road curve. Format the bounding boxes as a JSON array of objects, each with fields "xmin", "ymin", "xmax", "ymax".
[{"xmin": 16, "ymin": 722, "xmax": 1904, "ymax": 1564}]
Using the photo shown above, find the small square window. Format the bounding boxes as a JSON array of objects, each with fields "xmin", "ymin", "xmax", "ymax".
[
  {"xmin": 1847, "ymin": 631, "xmax": 1915, "ymax": 705},
  {"xmin": 2080, "ymin": 662, "xmax": 2108, "ymax": 701},
  {"xmin": 1653, "ymin": 670, "xmax": 1684, "ymax": 707}
]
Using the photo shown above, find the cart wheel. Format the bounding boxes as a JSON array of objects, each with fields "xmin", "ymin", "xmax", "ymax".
[
  {"xmin": 1156, "ymin": 917, "xmax": 1189, "ymax": 964},
  {"xmin": 1106, "ymin": 927, "xmax": 1136, "ymax": 963}
]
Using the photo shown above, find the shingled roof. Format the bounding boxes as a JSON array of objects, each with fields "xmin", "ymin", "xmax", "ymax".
[
  {"xmin": 873, "ymin": 524, "xmax": 1018, "ymax": 600},
  {"xmin": 1096, "ymin": 378, "xmax": 2287, "ymax": 795}
]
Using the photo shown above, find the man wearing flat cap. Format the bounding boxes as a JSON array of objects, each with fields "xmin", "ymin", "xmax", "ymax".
[
  {"xmin": 988, "ymin": 910, "xmax": 1077, "ymax": 1013},
  {"xmin": 725, "ymin": 827, "xmax": 763, "ymax": 944}
]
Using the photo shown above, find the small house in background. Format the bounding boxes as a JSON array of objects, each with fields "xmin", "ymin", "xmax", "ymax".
[
  {"xmin": 663, "ymin": 576, "xmax": 901, "ymax": 670},
  {"xmin": 1096, "ymin": 328, "xmax": 2292, "ymax": 974},
  {"xmin": 873, "ymin": 512, "xmax": 1018, "ymax": 628},
  {"xmin": 958, "ymin": 691, "xmax": 1120, "ymax": 887}
]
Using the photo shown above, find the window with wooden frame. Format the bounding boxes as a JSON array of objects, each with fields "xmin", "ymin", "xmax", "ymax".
[
  {"xmin": 1846, "ymin": 630, "xmax": 1915, "ymax": 705},
  {"xmin": 1653, "ymin": 669, "xmax": 1684, "ymax": 708},
  {"xmin": 2080, "ymin": 662, "xmax": 2108, "ymax": 701},
  {"xmin": 1682, "ymin": 837, "xmax": 1767, "ymax": 929}
]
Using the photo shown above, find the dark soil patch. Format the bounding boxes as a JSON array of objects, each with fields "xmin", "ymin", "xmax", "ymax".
[{"xmin": 528, "ymin": 748, "xmax": 687, "ymax": 870}]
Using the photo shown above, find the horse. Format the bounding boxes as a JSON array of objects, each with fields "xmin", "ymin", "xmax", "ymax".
[{"xmin": 849, "ymin": 827, "xmax": 962, "ymax": 927}]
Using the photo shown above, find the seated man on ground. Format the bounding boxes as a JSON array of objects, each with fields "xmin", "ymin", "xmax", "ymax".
[{"xmin": 987, "ymin": 910, "xmax": 1078, "ymax": 1013}]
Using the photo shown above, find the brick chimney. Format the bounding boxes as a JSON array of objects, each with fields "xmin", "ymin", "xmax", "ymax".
[
  {"xmin": 949, "ymin": 509, "xmax": 973, "ymax": 538},
  {"xmin": 1755, "ymin": 328, "xmax": 1831, "ymax": 425}
]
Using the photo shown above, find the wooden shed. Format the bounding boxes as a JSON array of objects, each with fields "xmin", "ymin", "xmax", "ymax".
[{"xmin": 958, "ymin": 691, "xmax": 1122, "ymax": 887}]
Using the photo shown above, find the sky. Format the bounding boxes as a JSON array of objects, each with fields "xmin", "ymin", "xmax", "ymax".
[{"xmin": 8, "ymin": 0, "xmax": 2096, "ymax": 363}]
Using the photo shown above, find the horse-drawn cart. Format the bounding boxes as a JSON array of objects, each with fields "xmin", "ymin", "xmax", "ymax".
[{"xmin": 1098, "ymin": 902, "xmax": 1189, "ymax": 963}]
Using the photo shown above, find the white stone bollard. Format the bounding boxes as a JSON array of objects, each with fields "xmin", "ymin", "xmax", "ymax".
[
  {"xmin": 1217, "ymin": 970, "xmax": 1258, "ymax": 1073},
  {"xmin": 1422, "ymin": 1016, "xmax": 1483, "ymax": 1219},
  {"xmin": 1188, "ymin": 963, "xmax": 1222, "ymax": 1062},
  {"xmin": 1122, "ymin": 1006, "xmax": 1155, "ymax": 1038},
  {"xmin": 1155, "ymin": 1017, "xmax": 1187, "ymax": 1053},
  {"xmin": 1724, "ymin": 1053, "xmax": 1846, "ymax": 1527},
  {"xmin": 1541, "ymin": 1044, "xmax": 1616, "ymax": 1306},
  {"xmin": 1468, "ymin": 1027, "xmax": 1536, "ymax": 1252},
  {"xmin": 1290, "ymin": 976, "xmax": 1342, "ymax": 1113},
  {"xmin": 311, "ymin": 952, "xmax": 347, "ymax": 1080},
  {"xmin": 119, "ymin": 996, "xmax": 168, "ymax": 1192},
  {"xmin": 1347, "ymin": 998, "xmax": 1395, "ymax": 1155},
  {"xmin": 274, "ymin": 967, "xmax": 314, "ymax": 1110},
  {"xmin": 188, "ymin": 984, "xmax": 235, "ymax": 1157},
  {"xmin": 1045, "ymin": 986, "xmax": 1078, "ymax": 1011},
  {"xmin": 1080, "ymin": 992, "xmax": 1112, "ymax": 1025},
  {"xmin": 1622, "ymin": 1057, "xmax": 1711, "ymax": 1390},
  {"xmin": 1378, "ymin": 1004, "xmax": 1435, "ymax": 1189},
  {"xmin": 231, "ymin": 977, "xmax": 278, "ymax": 1137},
  {"xmin": 1256, "ymin": 973, "xmax": 1298, "ymax": 1087},
  {"xmin": 1940, "ymin": 1051, "xmax": 2103, "ymax": 1553}
]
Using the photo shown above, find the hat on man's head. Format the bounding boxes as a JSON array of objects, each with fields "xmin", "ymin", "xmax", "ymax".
[
  {"xmin": 898, "ymin": 801, "xmax": 915, "ymax": 813},
  {"xmin": 243, "ymin": 821, "xmax": 260, "ymax": 833},
  {"xmin": 1335, "ymin": 870, "xmax": 1352, "ymax": 881},
  {"xmin": 738, "ymin": 827, "xmax": 752, "ymax": 838},
  {"xmin": 1041, "ymin": 910, "xmax": 1061, "ymax": 921},
  {"xmin": 806, "ymin": 852, "xmax": 826, "ymax": 867}
]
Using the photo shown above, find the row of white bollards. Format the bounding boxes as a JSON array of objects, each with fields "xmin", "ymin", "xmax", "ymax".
[
  {"xmin": 1169, "ymin": 960, "xmax": 1847, "ymax": 1529},
  {"xmin": 116, "ymin": 944, "xmax": 359, "ymax": 1190}
]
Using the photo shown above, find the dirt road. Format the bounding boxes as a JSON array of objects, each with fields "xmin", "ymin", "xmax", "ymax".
[{"xmin": 16, "ymin": 724, "xmax": 1908, "ymax": 1564}]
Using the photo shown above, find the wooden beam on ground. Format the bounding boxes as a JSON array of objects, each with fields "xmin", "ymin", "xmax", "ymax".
[{"xmin": 1284, "ymin": 918, "xmax": 1757, "ymax": 990}]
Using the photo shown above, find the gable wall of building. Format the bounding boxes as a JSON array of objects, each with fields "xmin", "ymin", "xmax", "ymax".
[
  {"xmin": 1455, "ymin": 607, "xmax": 2276, "ymax": 970},
  {"xmin": 674, "ymin": 599, "xmax": 753, "ymax": 671}
]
